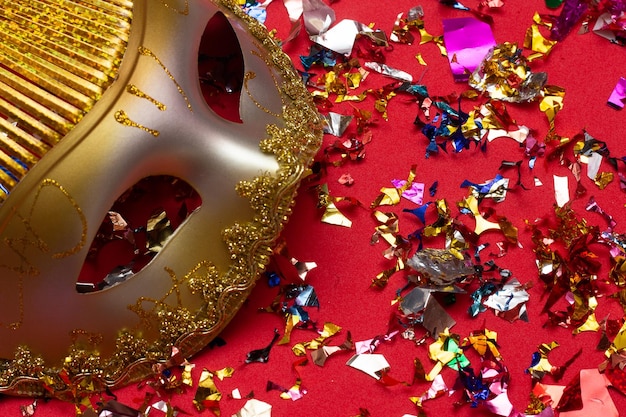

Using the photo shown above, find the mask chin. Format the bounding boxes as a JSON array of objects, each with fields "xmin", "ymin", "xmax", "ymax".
[{"xmin": 0, "ymin": 0, "xmax": 322, "ymax": 398}]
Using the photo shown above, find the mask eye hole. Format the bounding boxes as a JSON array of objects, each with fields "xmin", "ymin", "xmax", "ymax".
[
  {"xmin": 76, "ymin": 175, "xmax": 201, "ymax": 293},
  {"xmin": 198, "ymin": 11, "xmax": 244, "ymax": 123}
]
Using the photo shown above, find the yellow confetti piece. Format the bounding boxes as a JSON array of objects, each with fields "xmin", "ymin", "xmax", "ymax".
[
  {"xmin": 193, "ymin": 369, "xmax": 221, "ymax": 412},
  {"xmin": 418, "ymin": 28, "xmax": 434, "ymax": 44},
  {"xmin": 292, "ymin": 323, "xmax": 341, "ymax": 355},
  {"xmin": 317, "ymin": 184, "xmax": 354, "ymax": 228},
  {"xmin": 540, "ymin": 85, "xmax": 565, "ymax": 142},
  {"xmin": 371, "ymin": 165, "xmax": 417, "ymax": 208},
  {"xmin": 574, "ymin": 312, "xmax": 600, "ymax": 334},
  {"xmin": 415, "ymin": 53, "xmax": 427, "ymax": 66},
  {"xmin": 279, "ymin": 313, "xmax": 301, "ymax": 345},
  {"xmin": 594, "ymin": 172, "xmax": 614, "ymax": 189},
  {"xmin": 215, "ymin": 367, "xmax": 234, "ymax": 381},
  {"xmin": 182, "ymin": 361, "xmax": 195, "ymax": 386},
  {"xmin": 344, "ymin": 71, "xmax": 364, "ymax": 89},
  {"xmin": 336, "ymin": 92, "xmax": 368, "ymax": 102},
  {"xmin": 459, "ymin": 195, "xmax": 501, "ymax": 235},
  {"xmin": 524, "ymin": 24, "xmax": 558, "ymax": 57},
  {"xmin": 372, "ymin": 211, "xmax": 400, "ymax": 246}
]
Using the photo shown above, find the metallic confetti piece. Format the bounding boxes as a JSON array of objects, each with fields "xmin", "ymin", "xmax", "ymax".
[
  {"xmin": 485, "ymin": 126, "xmax": 530, "ymax": 143},
  {"xmin": 20, "ymin": 400, "xmax": 37, "ymax": 417},
  {"xmin": 145, "ymin": 209, "xmax": 173, "ymax": 253},
  {"xmin": 463, "ymin": 328, "xmax": 501, "ymax": 358},
  {"xmin": 292, "ymin": 322, "xmax": 341, "ymax": 354},
  {"xmin": 310, "ymin": 19, "xmax": 373, "ymax": 55},
  {"xmin": 322, "ymin": 112, "xmax": 353, "ymax": 137},
  {"xmin": 550, "ymin": 0, "xmax": 590, "ymax": 41},
  {"xmin": 316, "ymin": 183, "xmax": 360, "ymax": 227},
  {"xmin": 95, "ymin": 400, "xmax": 141, "ymax": 417},
  {"xmin": 410, "ymin": 374, "xmax": 448, "ymax": 407},
  {"xmin": 484, "ymin": 278, "xmax": 530, "ymax": 316},
  {"xmin": 426, "ymin": 329, "xmax": 469, "ymax": 380},
  {"xmin": 469, "ymin": 43, "xmax": 547, "ymax": 102},
  {"xmin": 400, "ymin": 287, "xmax": 431, "ymax": 315},
  {"xmin": 440, "ymin": 0, "xmax": 470, "ymax": 11},
  {"xmin": 546, "ymin": 0, "xmax": 564, "ymax": 8},
  {"xmin": 193, "ymin": 369, "xmax": 222, "ymax": 413},
  {"xmin": 215, "ymin": 367, "xmax": 234, "ymax": 381},
  {"xmin": 593, "ymin": 10, "xmax": 626, "ymax": 46},
  {"xmin": 422, "ymin": 296, "xmax": 456, "ymax": 336},
  {"xmin": 459, "ymin": 194, "xmax": 502, "ymax": 236},
  {"xmin": 311, "ymin": 331, "xmax": 353, "ymax": 366},
  {"xmin": 245, "ymin": 329, "xmax": 280, "ymax": 363},
  {"xmin": 608, "ymin": 77, "xmax": 626, "ymax": 109},
  {"xmin": 346, "ymin": 353, "xmax": 391, "ymax": 380},
  {"xmin": 363, "ymin": 62, "xmax": 413, "ymax": 82},
  {"xmin": 242, "ymin": 1, "xmax": 270, "ymax": 24},
  {"xmin": 283, "ymin": 0, "xmax": 304, "ymax": 22},
  {"xmin": 461, "ymin": 174, "xmax": 509, "ymax": 202},
  {"xmin": 338, "ymin": 173, "xmax": 355, "ymax": 186},
  {"xmin": 302, "ymin": 0, "xmax": 336, "ymax": 35},
  {"xmin": 391, "ymin": 180, "xmax": 425, "ymax": 205},
  {"xmin": 372, "ymin": 165, "xmax": 418, "ymax": 208},
  {"xmin": 480, "ymin": 0, "xmax": 504, "ymax": 7},
  {"xmin": 553, "ymin": 175, "xmax": 570, "ymax": 207},
  {"xmin": 540, "ymin": 85, "xmax": 566, "ymax": 142},
  {"xmin": 524, "ymin": 24, "xmax": 558, "ymax": 59},
  {"xmin": 182, "ymin": 361, "xmax": 195, "ymax": 387},
  {"xmin": 442, "ymin": 18, "xmax": 496, "ymax": 82},
  {"xmin": 406, "ymin": 248, "xmax": 475, "ymax": 287},
  {"xmin": 233, "ymin": 399, "xmax": 272, "ymax": 417},
  {"xmin": 558, "ymin": 369, "xmax": 619, "ymax": 417}
]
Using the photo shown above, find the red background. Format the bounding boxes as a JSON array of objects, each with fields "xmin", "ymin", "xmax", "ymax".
[{"xmin": 3, "ymin": 0, "xmax": 626, "ymax": 416}]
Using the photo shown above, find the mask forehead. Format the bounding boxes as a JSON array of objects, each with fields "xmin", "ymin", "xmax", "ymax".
[{"xmin": 0, "ymin": 0, "xmax": 322, "ymax": 398}]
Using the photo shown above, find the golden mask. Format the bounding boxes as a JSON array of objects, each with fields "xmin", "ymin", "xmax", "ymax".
[{"xmin": 0, "ymin": 0, "xmax": 322, "ymax": 398}]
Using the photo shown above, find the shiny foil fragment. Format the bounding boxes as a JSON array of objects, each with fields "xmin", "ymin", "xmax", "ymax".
[{"xmin": 469, "ymin": 43, "xmax": 547, "ymax": 102}]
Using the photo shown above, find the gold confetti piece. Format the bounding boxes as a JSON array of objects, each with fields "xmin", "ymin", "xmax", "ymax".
[
  {"xmin": 423, "ymin": 199, "xmax": 452, "ymax": 238},
  {"xmin": 462, "ymin": 328, "xmax": 501, "ymax": 358},
  {"xmin": 193, "ymin": 369, "xmax": 221, "ymax": 413},
  {"xmin": 418, "ymin": 27, "xmax": 434, "ymax": 45},
  {"xmin": 415, "ymin": 53, "xmax": 427, "ymax": 66},
  {"xmin": 459, "ymin": 195, "xmax": 501, "ymax": 235},
  {"xmin": 182, "ymin": 361, "xmax": 195, "ymax": 387},
  {"xmin": 215, "ymin": 367, "xmax": 234, "ymax": 381},
  {"xmin": 280, "ymin": 314, "xmax": 301, "ymax": 345},
  {"xmin": 293, "ymin": 322, "xmax": 342, "ymax": 355},
  {"xmin": 426, "ymin": 329, "xmax": 469, "ymax": 381},
  {"xmin": 595, "ymin": 172, "xmax": 614, "ymax": 189},
  {"xmin": 533, "ymin": 11, "xmax": 552, "ymax": 29},
  {"xmin": 336, "ymin": 92, "xmax": 368, "ymax": 103},
  {"xmin": 372, "ymin": 211, "xmax": 400, "ymax": 246},
  {"xmin": 524, "ymin": 24, "xmax": 558, "ymax": 58},
  {"xmin": 371, "ymin": 165, "xmax": 417, "ymax": 208},
  {"xmin": 540, "ymin": 85, "xmax": 565, "ymax": 142},
  {"xmin": 316, "ymin": 183, "xmax": 356, "ymax": 227},
  {"xmin": 344, "ymin": 71, "xmax": 364, "ymax": 89},
  {"xmin": 574, "ymin": 312, "xmax": 600, "ymax": 334}
]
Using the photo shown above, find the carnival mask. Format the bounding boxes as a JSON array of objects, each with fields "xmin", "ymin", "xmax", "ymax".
[{"xmin": 0, "ymin": 0, "xmax": 322, "ymax": 398}]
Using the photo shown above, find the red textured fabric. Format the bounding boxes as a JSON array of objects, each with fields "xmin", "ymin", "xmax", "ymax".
[{"xmin": 3, "ymin": 1, "xmax": 626, "ymax": 416}]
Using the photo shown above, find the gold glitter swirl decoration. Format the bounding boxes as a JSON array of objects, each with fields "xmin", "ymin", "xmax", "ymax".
[
  {"xmin": 0, "ymin": 0, "xmax": 133, "ymax": 202},
  {"xmin": 0, "ymin": 0, "xmax": 322, "ymax": 400}
]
